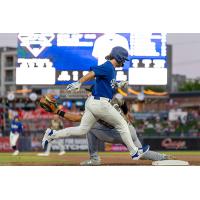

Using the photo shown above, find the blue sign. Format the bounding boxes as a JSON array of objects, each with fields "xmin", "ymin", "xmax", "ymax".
[{"xmin": 17, "ymin": 33, "xmax": 167, "ymax": 85}]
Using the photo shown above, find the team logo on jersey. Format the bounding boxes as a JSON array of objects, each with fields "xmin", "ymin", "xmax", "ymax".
[
  {"xmin": 11, "ymin": 124, "xmax": 19, "ymax": 129},
  {"xmin": 110, "ymin": 79, "xmax": 117, "ymax": 88},
  {"xmin": 18, "ymin": 33, "xmax": 55, "ymax": 57}
]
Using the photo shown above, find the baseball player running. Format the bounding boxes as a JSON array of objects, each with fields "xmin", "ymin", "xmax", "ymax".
[
  {"xmin": 80, "ymin": 94, "xmax": 171, "ymax": 165},
  {"xmin": 82, "ymin": 124, "xmax": 171, "ymax": 165},
  {"xmin": 42, "ymin": 46, "xmax": 150, "ymax": 160},
  {"xmin": 9, "ymin": 115, "xmax": 23, "ymax": 155},
  {"xmin": 39, "ymin": 93, "xmax": 171, "ymax": 165}
]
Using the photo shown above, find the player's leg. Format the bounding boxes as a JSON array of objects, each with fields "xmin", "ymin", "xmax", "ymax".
[
  {"xmin": 81, "ymin": 122, "xmax": 147, "ymax": 165},
  {"xmin": 142, "ymin": 150, "xmax": 170, "ymax": 160},
  {"xmin": 128, "ymin": 124, "xmax": 169, "ymax": 161},
  {"xmin": 80, "ymin": 122, "xmax": 124, "ymax": 166},
  {"xmin": 92, "ymin": 123, "xmax": 123, "ymax": 143},
  {"xmin": 97, "ymin": 123, "xmax": 169, "ymax": 161},
  {"xmin": 95, "ymin": 124, "xmax": 168, "ymax": 161},
  {"xmin": 82, "ymin": 123, "xmax": 116, "ymax": 164},
  {"xmin": 9, "ymin": 132, "xmax": 19, "ymax": 155},
  {"xmin": 42, "ymin": 108, "xmax": 97, "ymax": 148},
  {"xmin": 80, "ymin": 129, "xmax": 101, "ymax": 166},
  {"xmin": 89, "ymin": 123, "xmax": 169, "ymax": 161},
  {"xmin": 87, "ymin": 130, "xmax": 100, "ymax": 160},
  {"xmin": 37, "ymin": 141, "xmax": 51, "ymax": 156},
  {"xmin": 81, "ymin": 123, "xmax": 120, "ymax": 165},
  {"xmin": 46, "ymin": 143, "xmax": 52, "ymax": 154},
  {"xmin": 91, "ymin": 100, "xmax": 142, "ymax": 157},
  {"xmin": 81, "ymin": 119, "xmax": 126, "ymax": 166},
  {"xmin": 57, "ymin": 139, "xmax": 66, "ymax": 155},
  {"xmin": 53, "ymin": 109, "xmax": 97, "ymax": 138}
]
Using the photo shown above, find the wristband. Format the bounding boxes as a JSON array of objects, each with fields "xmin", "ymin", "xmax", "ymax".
[{"xmin": 56, "ymin": 110, "xmax": 65, "ymax": 118}]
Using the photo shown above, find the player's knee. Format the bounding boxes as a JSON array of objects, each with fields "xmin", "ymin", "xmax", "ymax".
[
  {"xmin": 80, "ymin": 126, "xmax": 91, "ymax": 135},
  {"xmin": 87, "ymin": 130, "xmax": 94, "ymax": 138},
  {"xmin": 115, "ymin": 124, "xmax": 129, "ymax": 134}
]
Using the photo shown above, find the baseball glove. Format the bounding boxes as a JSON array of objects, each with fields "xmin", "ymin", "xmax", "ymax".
[{"xmin": 39, "ymin": 94, "xmax": 58, "ymax": 113}]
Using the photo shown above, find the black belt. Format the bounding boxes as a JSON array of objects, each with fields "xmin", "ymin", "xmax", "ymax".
[{"xmin": 93, "ymin": 96, "xmax": 111, "ymax": 102}]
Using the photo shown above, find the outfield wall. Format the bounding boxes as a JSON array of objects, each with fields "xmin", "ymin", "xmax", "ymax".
[{"xmin": 1, "ymin": 136, "xmax": 200, "ymax": 152}]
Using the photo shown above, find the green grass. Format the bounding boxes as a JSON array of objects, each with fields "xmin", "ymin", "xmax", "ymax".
[{"xmin": 0, "ymin": 153, "xmax": 65, "ymax": 165}]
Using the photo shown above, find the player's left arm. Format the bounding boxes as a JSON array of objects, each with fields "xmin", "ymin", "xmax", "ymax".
[
  {"xmin": 39, "ymin": 94, "xmax": 82, "ymax": 122},
  {"xmin": 55, "ymin": 109, "xmax": 82, "ymax": 122},
  {"xmin": 66, "ymin": 72, "xmax": 95, "ymax": 91}
]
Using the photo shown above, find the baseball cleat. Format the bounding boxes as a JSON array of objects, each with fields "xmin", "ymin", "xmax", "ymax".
[
  {"xmin": 42, "ymin": 128, "xmax": 55, "ymax": 149},
  {"xmin": 80, "ymin": 159, "xmax": 101, "ymax": 166},
  {"xmin": 58, "ymin": 151, "xmax": 66, "ymax": 156},
  {"xmin": 132, "ymin": 145, "xmax": 150, "ymax": 160},
  {"xmin": 12, "ymin": 150, "xmax": 19, "ymax": 156}
]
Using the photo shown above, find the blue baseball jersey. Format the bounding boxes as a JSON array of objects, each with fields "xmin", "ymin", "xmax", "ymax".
[
  {"xmin": 10, "ymin": 120, "xmax": 23, "ymax": 134},
  {"xmin": 90, "ymin": 61, "xmax": 116, "ymax": 99}
]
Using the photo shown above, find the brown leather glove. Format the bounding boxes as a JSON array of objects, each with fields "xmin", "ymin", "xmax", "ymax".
[{"xmin": 39, "ymin": 94, "xmax": 58, "ymax": 113}]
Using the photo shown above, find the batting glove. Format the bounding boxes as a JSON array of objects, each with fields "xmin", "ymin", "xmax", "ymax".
[
  {"xmin": 117, "ymin": 81, "xmax": 128, "ymax": 88},
  {"xmin": 66, "ymin": 81, "xmax": 82, "ymax": 91}
]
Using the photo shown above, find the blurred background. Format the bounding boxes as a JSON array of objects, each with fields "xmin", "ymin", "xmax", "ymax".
[{"xmin": 0, "ymin": 33, "xmax": 199, "ymax": 153}]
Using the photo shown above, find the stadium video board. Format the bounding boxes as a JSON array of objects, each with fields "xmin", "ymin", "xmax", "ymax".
[{"xmin": 17, "ymin": 33, "xmax": 167, "ymax": 85}]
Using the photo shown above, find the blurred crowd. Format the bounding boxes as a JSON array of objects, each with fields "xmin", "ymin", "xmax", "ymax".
[
  {"xmin": 0, "ymin": 101, "xmax": 200, "ymax": 138},
  {"xmin": 134, "ymin": 109, "xmax": 200, "ymax": 137}
]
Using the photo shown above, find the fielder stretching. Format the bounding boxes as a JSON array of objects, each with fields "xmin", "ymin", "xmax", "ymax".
[
  {"xmin": 42, "ymin": 46, "xmax": 149, "ymax": 160},
  {"xmin": 81, "ymin": 94, "xmax": 171, "ymax": 165},
  {"xmin": 39, "ymin": 93, "xmax": 171, "ymax": 165}
]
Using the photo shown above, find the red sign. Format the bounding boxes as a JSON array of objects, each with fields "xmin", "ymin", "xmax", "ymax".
[
  {"xmin": 161, "ymin": 138, "xmax": 186, "ymax": 150},
  {"xmin": 0, "ymin": 137, "xmax": 12, "ymax": 152},
  {"xmin": 105, "ymin": 143, "xmax": 128, "ymax": 152},
  {"xmin": 20, "ymin": 107, "xmax": 53, "ymax": 120}
]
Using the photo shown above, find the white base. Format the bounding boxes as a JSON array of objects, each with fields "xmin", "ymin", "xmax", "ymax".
[{"xmin": 152, "ymin": 160, "xmax": 189, "ymax": 166}]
